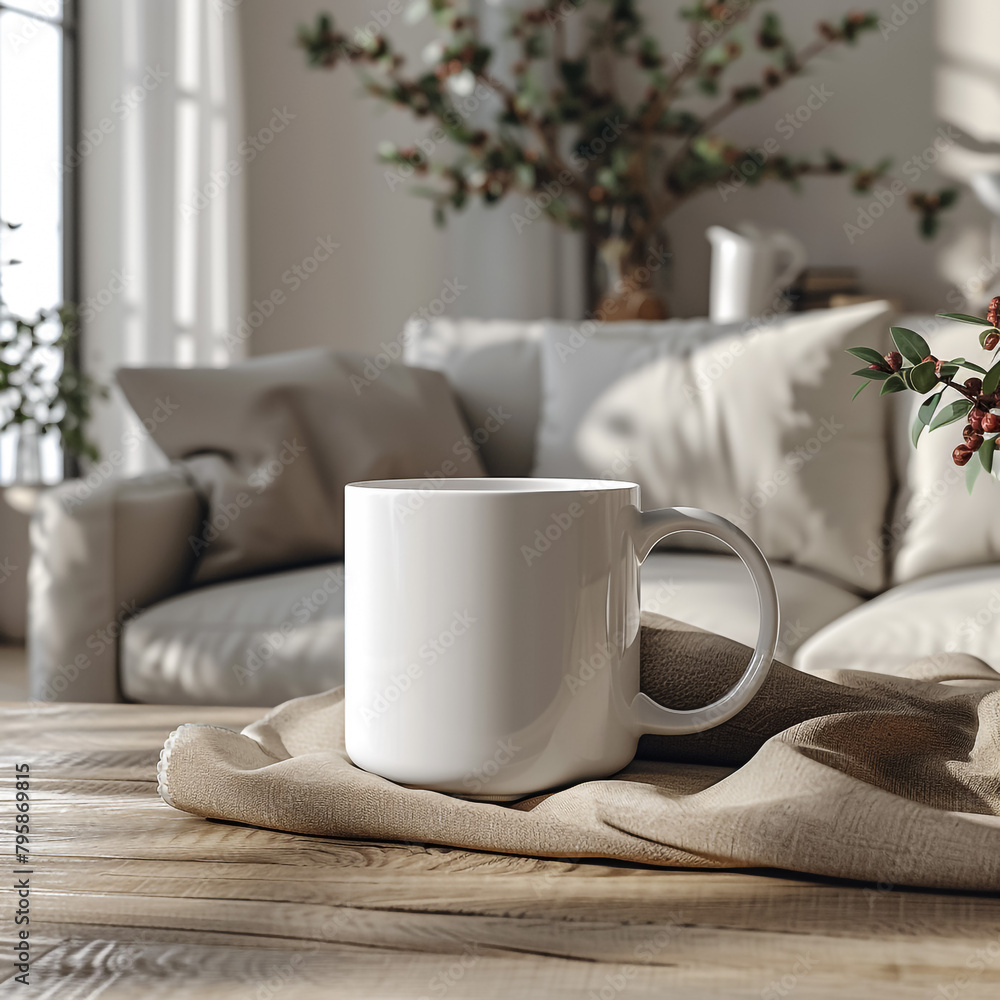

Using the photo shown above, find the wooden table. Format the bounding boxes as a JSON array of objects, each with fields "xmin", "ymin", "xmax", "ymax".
[{"xmin": 2, "ymin": 703, "xmax": 1000, "ymax": 998}]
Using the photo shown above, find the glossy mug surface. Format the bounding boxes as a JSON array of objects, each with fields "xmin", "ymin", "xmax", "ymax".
[{"xmin": 345, "ymin": 478, "xmax": 779, "ymax": 796}]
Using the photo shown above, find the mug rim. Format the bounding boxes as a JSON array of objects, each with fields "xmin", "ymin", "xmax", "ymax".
[{"xmin": 346, "ymin": 477, "xmax": 640, "ymax": 495}]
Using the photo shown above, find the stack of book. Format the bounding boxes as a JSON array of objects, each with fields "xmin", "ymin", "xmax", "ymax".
[{"xmin": 787, "ymin": 267, "xmax": 861, "ymax": 312}]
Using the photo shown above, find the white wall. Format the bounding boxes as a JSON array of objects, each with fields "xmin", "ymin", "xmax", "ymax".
[
  {"xmin": 239, "ymin": 0, "xmax": 985, "ymax": 353},
  {"xmin": 655, "ymin": 0, "xmax": 984, "ymax": 318},
  {"xmin": 239, "ymin": 0, "xmax": 579, "ymax": 357}
]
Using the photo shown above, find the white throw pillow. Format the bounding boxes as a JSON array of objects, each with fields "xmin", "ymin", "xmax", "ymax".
[
  {"xmin": 890, "ymin": 316, "xmax": 1000, "ymax": 584},
  {"xmin": 532, "ymin": 301, "xmax": 895, "ymax": 592}
]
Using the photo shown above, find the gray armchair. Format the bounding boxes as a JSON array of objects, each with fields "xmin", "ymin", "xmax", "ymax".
[
  {"xmin": 29, "ymin": 469, "xmax": 201, "ymax": 701},
  {"xmin": 29, "ymin": 467, "xmax": 350, "ymax": 705}
]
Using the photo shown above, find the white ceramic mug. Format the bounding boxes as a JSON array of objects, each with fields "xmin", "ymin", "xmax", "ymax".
[{"xmin": 345, "ymin": 478, "xmax": 779, "ymax": 796}]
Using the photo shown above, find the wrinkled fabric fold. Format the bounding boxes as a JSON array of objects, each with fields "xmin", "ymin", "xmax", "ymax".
[{"xmin": 158, "ymin": 612, "xmax": 1000, "ymax": 891}]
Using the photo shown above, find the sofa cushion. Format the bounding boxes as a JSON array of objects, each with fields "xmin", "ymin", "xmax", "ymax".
[
  {"xmin": 120, "ymin": 553, "xmax": 859, "ymax": 706},
  {"xmin": 117, "ymin": 349, "xmax": 483, "ymax": 585},
  {"xmin": 402, "ymin": 317, "xmax": 546, "ymax": 477},
  {"xmin": 640, "ymin": 553, "xmax": 863, "ymax": 662},
  {"xmin": 533, "ymin": 301, "xmax": 895, "ymax": 592},
  {"xmin": 794, "ymin": 565, "xmax": 1000, "ymax": 676},
  {"xmin": 889, "ymin": 316, "xmax": 1000, "ymax": 585},
  {"xmin": 121, "ymin": 563, "xmax": 346, "ymax": 706}
]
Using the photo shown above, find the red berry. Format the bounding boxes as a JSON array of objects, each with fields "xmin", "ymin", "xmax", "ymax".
[
  {"xmin": 867, "ymin": 362, "xmax": 886, "ymax": 371},
  {"xmin": 988, "ymin": 296, "xmax": 1000, "ymax": 327},
  {"xmin": 884, "ymin": 351, "xmax": 902, "ymax": 372},
  {"xmin": 983, "ymin": 412, "xmax": 1000, "ymax": 434},
  {"xmin": 953, "ymin": 445, "xmax": 974, "ymax": 466},
  {"xmin": 964, "ymin": 425, "xmax": 986, "ymax": 450},
  {"xmin": 986, "ymin": 333, "xmax": 999, "ymax": 351},
  {"xmin": 966, "ymin": 377, "xmax": 983, "ymax": 395},
  {"xmin": 970, "ymin": 408, "xmax": 985, "ymax": 430}
]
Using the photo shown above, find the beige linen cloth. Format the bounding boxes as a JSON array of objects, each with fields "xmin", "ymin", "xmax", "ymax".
[{"xmin": 158, "ymin": 612, "xmax": 1000, "ymax": 892}]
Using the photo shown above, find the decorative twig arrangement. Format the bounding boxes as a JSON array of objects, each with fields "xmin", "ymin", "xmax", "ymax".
[
  {"xmin": 849, "ymin": 297, "xmax": 1000, "ymax": 493},
  {"xmin": 299, "ymin": 0, "xmax": 957, "ymax": 289}
]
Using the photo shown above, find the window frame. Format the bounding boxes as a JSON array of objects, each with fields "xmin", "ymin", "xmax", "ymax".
[{"xmin": 0, "ymin": 0, "xmax": 79, "ymax": 477}]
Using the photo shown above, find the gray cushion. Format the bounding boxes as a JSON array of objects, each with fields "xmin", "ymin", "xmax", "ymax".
[
  {"xmin": 121, "ymin": 563, "xmax": 346, "ymax": 706},
  {"xmin": 117, "ymin": 349, "xmax": 484, "ymax": 585},
  {"xmin": 120, "ymin": 554, "xmax": 860, "ymax": 706},
  {"xmin": 402, "ymin": 318, "xmax": 545, "ymax": 477},
  {"xmin": 794, "ymin": 565, "xmax": 1000, "ymax": 676},
  {"xmin": 640, "ymin": 553, "xmax": 863, "ymax": 662}
]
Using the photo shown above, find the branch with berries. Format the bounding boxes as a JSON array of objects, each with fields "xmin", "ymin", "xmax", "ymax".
[
  {"xmin": 297, "ymin": 0, "xmax": 958, "ymax": 283},
  {"xmin": 849, "ymin": 296, "xmax": 1000, "ymax": 493}
]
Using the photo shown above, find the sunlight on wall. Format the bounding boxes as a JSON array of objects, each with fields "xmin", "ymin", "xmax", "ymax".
[
  {"xmin": 83, "ymin": 0, "xmax": 247, "ymax": 476},
  {"xmin": 936, "ymin": 0, "xmax": 1000, "ymax": 154},
  {"xmin": 935, "ymin": 0, "xmax": 1000, "ymax": 308}
]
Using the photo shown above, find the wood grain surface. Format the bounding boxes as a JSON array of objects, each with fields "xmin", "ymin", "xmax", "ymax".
[{"xmin": 1, "ymin": 702, "xmax": 999, "ymax": 998}]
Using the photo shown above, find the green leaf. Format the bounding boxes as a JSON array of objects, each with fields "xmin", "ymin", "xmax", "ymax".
[
  {"xmin": 928, "ymin": 399, "xmax": 973, "ymax": 431},
  {"xmin": 909, "ymin": 359, "xmax": 938, "ymax": 393},
  {"xmin": 558, "ymin": 57, "xmax": 588, "ymax": 86},
  {"xmin": 939, "ymin": 187, "xmax": 960, "ymax": 208},
  {"xmin": 967, "ymin": 455, "xmax": 981, "ymax": 493},
  {"xmin": 890, "ymin": 326, "xmax": 930, "ymax": 365},
  {"xmin": 852, "ymin": 381, "xmax": 869, "ymax": 401},
  {"xmin": 879, "ymin": 375, "xmax": 907, "ymax": 395},
  {"xmin": 845, "ymin": 346, "xmax": 886, "ymax": 366},
  {"xmin": 916, "ymin": 389, "xmax": 944, "ymax": 426},
  {"xmin": 404, "ymin": 0, "xmax": 429, "ymax": 23},
  {"xmin": 912, "ymin": 390, "xmax": 946, "ymax": 448},
  {"xmin": 984, "ymin": 359, "xmax": 1000, "ymax": 396},
  {"xmin": 981, "ymin": 438, "xmax": 995, "ymax": 474},
  {"xmin": 852, "ymin": 367, "xmax": 894, "ymax": 381},
  {"xmin": 958, "ymin": 359, "xmax": 988, "ymax": 375},
  {"xmin": 514, "ymin": 162, "xmax": 536, "ymax": 188},
  {"xmin": 938, "ymin": 363, "xmax": 959, "ymax": 382},
  {"xmin": 937, "ymin": 312, "xmax": 987, "ymax": 325}
]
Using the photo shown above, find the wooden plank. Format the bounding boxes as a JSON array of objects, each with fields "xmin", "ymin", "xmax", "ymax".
[
  {"xmin": 10, "ymin": 933, "xmax": 1000, "ymax": 1000},
  {"xmin": 2, "ymin": 704, "xmax": 1000, "ymax": 998}
]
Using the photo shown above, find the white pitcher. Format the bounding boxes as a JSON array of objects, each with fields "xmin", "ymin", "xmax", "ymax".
[{"xmin": 706, "ymin": 224, "xmax": 807, "ymax": 322}]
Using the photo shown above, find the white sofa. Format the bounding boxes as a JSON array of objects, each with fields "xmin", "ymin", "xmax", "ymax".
[{"xmin": 28, "ymin": 309, "xmax": 1000, "ymax": 704}]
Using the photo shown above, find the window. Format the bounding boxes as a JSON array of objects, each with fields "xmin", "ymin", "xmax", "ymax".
[{"xmin": 0, "ymin": 0, "xmax": 76, "ymax": 483}]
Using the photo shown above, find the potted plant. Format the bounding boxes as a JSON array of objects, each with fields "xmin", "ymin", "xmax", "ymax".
[
  {"xmin": 1, "ymin": 222, "xmax": 105, "ymax": 483},
  {"xmin": 298, "ymin": 0, "xmax": 956, "ymax": 316}
]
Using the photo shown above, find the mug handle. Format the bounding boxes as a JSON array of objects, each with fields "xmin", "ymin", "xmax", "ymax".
[
  {"xmin": 766, "ymin": 230, "xmax": 808, "ymax": 303},
  {"xmin": 628, "ymin": 506, "xmax": 779, "ymax": 736}
]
